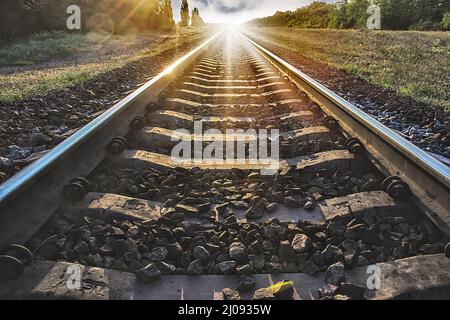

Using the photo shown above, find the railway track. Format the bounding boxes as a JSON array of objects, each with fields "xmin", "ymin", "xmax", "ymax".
[{"xmin": 0, "ymin": 30, "xmax": 449, "ymax": 300}]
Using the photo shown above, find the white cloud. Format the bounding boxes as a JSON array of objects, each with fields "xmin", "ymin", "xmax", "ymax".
[{"xmin": 172, "ymin": 0, "xmax": 336, "ymax": 24}]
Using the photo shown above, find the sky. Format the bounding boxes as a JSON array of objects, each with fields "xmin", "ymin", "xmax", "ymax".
[{"xmin": 171, "ymin": 0, "xmax": 336, "ymax": 25}]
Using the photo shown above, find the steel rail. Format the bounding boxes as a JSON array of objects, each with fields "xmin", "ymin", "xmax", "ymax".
[
  {"xmin": 241, "ymin": 32, "xmax": 450, "ymax": 236},
  {"xmin": 0, "ymin": 29, "xmax": 448, "ymax": 252},
  {"xmin": 0, "ymin": 32, "xmax": 222, "ymax": 248}
]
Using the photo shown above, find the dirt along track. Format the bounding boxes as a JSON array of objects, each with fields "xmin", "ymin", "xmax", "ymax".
[{"xmin": 0, "ymin": 31, "xmax": 449, "ymax": 300}]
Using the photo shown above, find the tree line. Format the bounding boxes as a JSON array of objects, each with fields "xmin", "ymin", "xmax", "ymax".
[
  {"xmin": 0, "ymin": 0, "xmax": 205, "ymax": 39},
  {"xmin": 180, "ymin": 0, "xmax": 205, "ymax": 27},
  {"xmin": 247, "ymin": 0, "xmax": 450, "ymax": 31}
]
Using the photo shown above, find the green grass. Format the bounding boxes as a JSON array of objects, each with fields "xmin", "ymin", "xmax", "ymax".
[
  {"xmin": 246, "ymin": 27, "xmax": 450, "ymax": 111},
  {"xmin": 0, "ymin": 31, "xmax": 108, "ymax": 66},
  {"xmin": 0, "ymin": 29, "xmax": 210, "ymax": 103}
]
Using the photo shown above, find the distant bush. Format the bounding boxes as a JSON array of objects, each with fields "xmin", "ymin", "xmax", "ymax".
[
  {"xmin": 0, "ymin": 31, "xmax": 100, "ymax": 66},
  {"xmin": 409, "ymin": 20, "xmax": 441, "ymax": 31},
  {"xmin": 191, "ymin": 8, "xmax": 205, "ymax": 26},
  {"xmin": 442, "ymin": 12, "xmax": 450, "ymax": 30}
]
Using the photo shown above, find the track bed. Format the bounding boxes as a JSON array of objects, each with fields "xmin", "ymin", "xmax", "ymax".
[{"xmin": 0, "ymin": 32, "xmax": 449, "ymax": 300}]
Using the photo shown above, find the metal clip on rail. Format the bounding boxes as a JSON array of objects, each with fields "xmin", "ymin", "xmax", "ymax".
[
  {"xmin": 146, "ymin": 102, "xmax": 158, "ymax": 113},
  {"xmin": 158, "ymin": 89, "xmax": 169, "ymax": 102},
  {"xmin": 309, "ymin": 103, "xmax": 321, "ymax": 114},
  {"xmin": 63, "ymin": 177, "xmax": 91, "ymax": 202},
  {"xmin": 168, "ymin": 81, "xmax": 177, "ymax": 90},
  {"xmin": 382, "ymin": 176, "xmax": 411, "ymax": 200},
  {"xmin": 107, "ymin": 137, "xmax": 128, "ymax": 155},
  {"xmin": 0, "ymin": 244, "xmax": 33, "ymax": 281},
  {"xmin": 345, "ymin": 137, "xmax": 365, "ymax": 155},
  {"xmin": 130, "ymin": 116, "xmax": 147, "ymax": 131},
  {"xmin": 323, "ymin": 116, "xmax": 338, "ymax": 129}
]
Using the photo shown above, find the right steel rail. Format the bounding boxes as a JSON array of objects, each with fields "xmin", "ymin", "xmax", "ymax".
[{"xmin": 241, "ymin": 33, "xmax": 450, "ymax": 236}]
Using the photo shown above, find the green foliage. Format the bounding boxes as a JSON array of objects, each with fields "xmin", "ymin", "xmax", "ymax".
[
  {"xmin": 0, "ymin": 0, "xmax": 176, "ymax": 39},
  {"xmin": 0, "ymin": 31, "xmax": 104, "ymax": 66},
  {"xmin": 249, "ymin": 2, "xmax": 334, "ymax": 28},
  {"xmin": 191, "ymin": 7, "xmax": 205, "ymax": 26},
  {"xmin": 180, "ymin": 0, "xmax": 190, "ymax": 27},
  {"xmin": 248, "ymin": 0, "xmax": 450, "ymax": 30},
  {"xmin": 250, "ymin": 28, "xmax": 450, "ymax": 110},
  {"xmin": 0, "ymin": 1, "xmax": 42, "ymax": 38},
  {"xmin": 86, "ymin": 0, "xmax": 175, "ymax": 34},
  {"xmin": 331, "ymin": 0, "xmax": 371, "ymax": 28},
  {"xmin": 442, "ymin": 12, "xmax": 450, "ymax": 30},
  {"xmin": 149, "ymin": 0, "xmax": 176, "ymax": 31}
]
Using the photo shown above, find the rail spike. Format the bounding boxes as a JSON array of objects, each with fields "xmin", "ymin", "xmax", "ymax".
[
  {"xmin": 382, "ymin": 176, "xmax": 411, "ymax": 200},
  {"xmin": 309, "ymin": 103, "xmax": 321, "ymax": 114},
  {"xmin": 63, "ymin": 177, "xmax": 91, "ymax": 202},
  {"xmin": 158, "ymin": 90, "xmax": 169, "ymax": 102},
  {"xmin": 130, "ymin": 116, "xmax": 147, "ymax": 131},
  {"xmin": 0, "ymin": 244, "xmax": 34, "ymax": 280},
  {"xmin": 323, "ymin": 116, "xmax": 339, "ymax": 129},
  {"xmin": 345, "ymin": 137, "xmax": 365, "ymax": 155},
  {"xmin": 107, "ymin": 137, "xmax": 128, "ymax": 155},
  {"xmin": 146, "ymin": 102, "xmax": 159, "ymax": 113}
]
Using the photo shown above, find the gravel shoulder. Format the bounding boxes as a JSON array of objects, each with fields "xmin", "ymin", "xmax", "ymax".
[
  {"xmin": 244, "ymin": 27, "xmax": 450, "ymax": 111},
  {"xmin": 0, "ymin": 28, "xmax": 211, "ymax": 103},
  {"xmin": 0, "ymin": 33, "xmax": 172, "ymax": 74},
  {"xmin": 244, "ymin": 28, "xmax": 450, "ymax": 162},
  {"xmin": 0, "ymin": 28, "xmax": 215, "ymax": 183}
]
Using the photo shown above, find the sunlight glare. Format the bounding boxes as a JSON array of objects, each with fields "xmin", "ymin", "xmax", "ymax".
[{"xmin": 223, "ymin": 23, "xmax": 244, "ymax": 34}]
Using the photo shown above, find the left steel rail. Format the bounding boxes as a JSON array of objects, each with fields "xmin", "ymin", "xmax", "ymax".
[{"xmin": 0, "ymin": 32, "xmax": 221, "ymax": 248}]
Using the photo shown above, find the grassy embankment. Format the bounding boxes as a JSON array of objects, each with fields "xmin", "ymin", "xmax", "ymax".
[
  {"xmin": 0, "ymin": 28, "xmax": 210, "ymax": 103},
  {"xmin": 246, "ymin": 27, "xmax": 450, "ymax": 111}
]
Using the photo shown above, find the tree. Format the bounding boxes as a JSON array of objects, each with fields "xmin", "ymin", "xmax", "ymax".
[
  {"xmin": 3, "ymin": 0, "xmax": 448, "ymax": 39},
  {"xmin": 180, "ymin": 0, "xmax": 189, "ymax": 26},
  {"xmin": 248, "ymin": 1, "xmax": 334, "ymax": 28},
  {"xmin": 149, "ymin": 0, "xmax": 175, "ymax": 30},
  {"xmin": 372, "ymin": 0, "xmax": 449, "ymax": 30},
  {"xmin": 160, "ymin": 0, "xmax": 175, "ymax": 29},
  {"xmin": 191, "ymin": 7, "xmax": 205, "ymax": 26},
  {"xmin": 39, "ymin": 0, "xmax": 75, "ymax": 31},
  {"xmin": 442, "ymin": 12, "xmax": 450, "ymax": 30},
  {"xmin": 248, "ymin": 0, "xmax": 449, "ymax": 30},
  {"xmin": 0, "ymin": 0, "xmax": 178, "ymax": 38},
  {"xmin": 374, "ymin": 0, "xmax": 414, "ymax": 29},
  {"xmin": 0, "ymin": 0, "xmax": 47, "ymax": 38}
]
